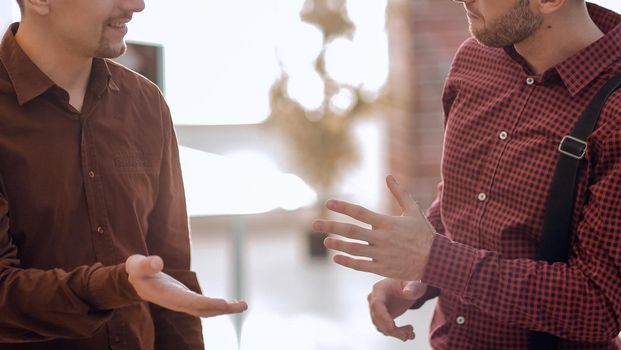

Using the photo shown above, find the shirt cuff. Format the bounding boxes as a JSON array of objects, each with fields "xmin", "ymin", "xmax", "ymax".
[
  {"xmin": 86, "ymin": 263, "xmax": 143, "ymax": 310},
  {"xmin": 420, "ymin": 234, "xmax": 477, "ymax": 297},
  {"xmin": 409, "ymin": 285, "xmax": 441, "ymax": 309}
]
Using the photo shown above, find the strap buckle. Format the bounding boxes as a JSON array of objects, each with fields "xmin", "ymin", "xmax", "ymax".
[{"xmin": 558, "ymin": 135, "xmax": 587, "ymax": 160}]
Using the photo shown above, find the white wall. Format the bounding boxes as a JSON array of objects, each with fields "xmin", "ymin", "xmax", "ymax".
[
  {"xmin": 592, "ymin": 0, "xmax": 621, "ymax": 12},
  {"xmin": 0, "ymin": 1, "xmax": 19, "ymax": 33}
]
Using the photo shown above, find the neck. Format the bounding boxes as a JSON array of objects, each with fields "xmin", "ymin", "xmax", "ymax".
[
  {"xmin": 15, "ymin": 20, "xmax": 92, "ymax": 111},
  {"xmin": 514, "ymin": 4, "xmax": 603, "ymax": 75}
]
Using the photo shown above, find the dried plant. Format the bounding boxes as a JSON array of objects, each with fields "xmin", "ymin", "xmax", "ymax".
[{"xmin": 264, "ymin": 0, "xmax": 380, "ymax": 198}]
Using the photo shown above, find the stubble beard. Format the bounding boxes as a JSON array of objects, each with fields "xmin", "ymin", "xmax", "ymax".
[
  {"xmin": 471, "ymin": 0, "xmax": 543, "ymax": 48},
  {"xmin": 94, "ymin": 31, "xmax": 128, "ymax": 59}
]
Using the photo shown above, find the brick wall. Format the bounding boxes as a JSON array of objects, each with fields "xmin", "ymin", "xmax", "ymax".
[{"xmin": 386, "ymin": 0, "xmax": 469, "ymax": 211}]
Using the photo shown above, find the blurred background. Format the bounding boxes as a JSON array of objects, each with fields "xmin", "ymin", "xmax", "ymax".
[{"xmin": 2, "ymin": 0, "xmax": 621, "ymax": 349}]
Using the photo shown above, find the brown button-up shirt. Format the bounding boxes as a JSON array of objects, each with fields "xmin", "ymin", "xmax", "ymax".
[{"xmin": 0, "ymin": 24, "xmax": 203, "ymax": 349}]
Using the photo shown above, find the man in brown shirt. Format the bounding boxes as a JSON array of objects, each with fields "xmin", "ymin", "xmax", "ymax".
[{"xmin": 0, "ymin": 0, "xmax": 248, "ymax": 349}]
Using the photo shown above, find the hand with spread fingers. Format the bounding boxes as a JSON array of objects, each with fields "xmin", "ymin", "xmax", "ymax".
[
  {"xmin": 125, "ymin": 255, "xmax": 248, "ymax": 318},
  {"xmin": 367, "ymin": 278, "xmax": 429, "ymax": 342},
  {"xmin": 311, "ymin": 175, "xmax": 437, "ymax": 281}
]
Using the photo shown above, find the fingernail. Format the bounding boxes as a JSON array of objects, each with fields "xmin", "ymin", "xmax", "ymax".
[
  {"xmin": 149, "ymin": 258, "xmax": 159, "ymax": 269},
  {"xmin": 326, "ymin": 200, "xmax": 336, "ymax": 210}
]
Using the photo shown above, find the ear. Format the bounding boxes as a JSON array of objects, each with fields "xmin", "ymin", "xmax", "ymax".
[
  {"xmin": 22, "ymin": 0, "xmax": 51, "ymax": 16},
  {"xmin": 531, "ymin": 0, "xmax": 569, "ymax": 15}
]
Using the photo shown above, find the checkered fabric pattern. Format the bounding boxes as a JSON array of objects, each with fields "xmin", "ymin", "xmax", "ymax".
[{"xmin": 419, "ymin": 4, "xmax": 621, "ymax": 349}]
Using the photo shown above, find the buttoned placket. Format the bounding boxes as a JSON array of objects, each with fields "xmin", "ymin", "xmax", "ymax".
[
  {"xmin": 77, "ymin": 89, "xmax": 130, "ymax": 350},
  {"xmin": 474, "ymin": 76, "xmax": 538, "ymax": 248},
  {"xmin": 448, "ymin": 77, "xmax": 539, "ymax": 345},
  {"xmin": 79, "ymin": 114, "xmax": 116, "ymax": 263}
]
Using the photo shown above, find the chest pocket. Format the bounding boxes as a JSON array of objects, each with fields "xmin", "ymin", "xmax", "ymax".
[{"xmin": 113, "ymin": 152, "xmax": 159, "ymax": 174}]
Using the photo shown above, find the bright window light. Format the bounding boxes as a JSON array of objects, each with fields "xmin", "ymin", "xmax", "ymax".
[
  {"xmin": 178, "ymin": 146, "xmax": 317, "ymax": 216},
  {"xmin": 591, "ymin": 0, "xmax": 621, "ymax": 12},
  {"xmin": 285, "ymin": 67, "xmax": 325, "ymax": 111},
  {"xmin": 124, "ymin": 0, "xmax": 389, "ymax": 125}
]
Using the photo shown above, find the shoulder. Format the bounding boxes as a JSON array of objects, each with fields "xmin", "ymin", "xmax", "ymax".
[
  {"xmin": 453, "ymin": 37, "xmax": 487, "ymax": 59},
  {"xmin": 103, "ymin": 59, "xmax": 172, "ymax": 135},
  {"xmin": 591, "ymin": 68, "xmax": 621, "ymax": 149},
  {"xmin": 444, "ymin": 37, "xmax": 518, "ymax": 95},
  {"xmin": 600, "ymin": 88, "xmax": 621, "ymax": 130},
  {"xmin": 446, "ymin": 37, "xmax": 516, "ymax": 90},
  {"xmin": 599, "ymin": 65, "xmax": 621, "ymax": 125},
  {"xmin": 450, "ymin": 37, "xmax": 508, "ymax": 72}
]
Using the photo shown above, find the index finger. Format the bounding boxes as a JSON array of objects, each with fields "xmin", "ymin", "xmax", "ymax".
[
  {"xmin": 325, "ymin": 199, "xmax": 382, "ymax": 226},
  {"xmin": 190, "ymin": 295, "xmax": 248, "ymax": 317},
  {"xmin": 370, "ymin": 299, "xmax": 397, "ymax": 332},
  {"xmin": 370, "ymin": 300, "xmax": 414, "ymax": 341}
]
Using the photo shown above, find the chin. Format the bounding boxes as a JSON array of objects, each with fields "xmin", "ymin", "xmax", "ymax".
[{"xmin": 95, "ymin": 42, "xmax": 127, "ymax": 59}]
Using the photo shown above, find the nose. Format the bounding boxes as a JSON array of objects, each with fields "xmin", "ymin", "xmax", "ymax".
[{"xmin": 123, "ymin": 0, "xmax": 145, "ymax": 13}]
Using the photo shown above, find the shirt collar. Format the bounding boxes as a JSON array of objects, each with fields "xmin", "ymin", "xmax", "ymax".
[
  {"xmin": 0, "ymin": 23, "xmax": 55, "ymax": 105},
  {"xmin": 92, "ymin": 57, "xmax": 120, "ymax": 97},
  {"xmin": 0, "ymin": 23, "xmax": 120, "ymax": 106},
  {"xmin": 504, "ymin": 3, "xmax": 621, "ymax": 96},
  {"xmin": 556, "ymin": 3, "xmax": 621, "ymax": 96}
]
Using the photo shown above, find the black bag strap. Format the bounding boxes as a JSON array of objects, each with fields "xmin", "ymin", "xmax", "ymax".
[{"xmin": 529, "ymin": 72, "xmax": 621, "ymax": 350}]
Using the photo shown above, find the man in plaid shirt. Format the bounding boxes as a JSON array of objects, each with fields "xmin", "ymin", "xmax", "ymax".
[{"xmin": 313, "ymin": 0, "xmax": 621, "ymax": 348}]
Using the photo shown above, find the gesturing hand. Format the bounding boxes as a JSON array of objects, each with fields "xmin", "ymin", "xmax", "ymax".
[
  {"xmin": 311, "ymin": 175, "xmax": 437, "ymax": 281},
  {"xmin": 125, "ymin": 255, "xmax": 248, "ymax": 317},
  {"xmin": 368, "ymin": 278, "xmax": 428, "ymax": 341}
]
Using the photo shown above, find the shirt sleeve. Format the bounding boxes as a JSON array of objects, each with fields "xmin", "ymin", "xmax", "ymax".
[
  {"xmin": 409, "ymin": 182, "xmax": 444, "ymax": 310},
  {"xmin": 421, "ymin": 122, "xmax": 621, "ymax": 342},
  {"xmin": 145, "ymin": 93, "xmax": 204, "ymax": 350},
  {"xmin": 426, "ymin": 182, "xmax": 445, "ymax": 235},
  {"xmin": 410, "ymin": 59, "xmax": 460, "ymax": 311},
  {"xmin": 0, "ymin": 190, "xmax": 143, "ymax": 342}
]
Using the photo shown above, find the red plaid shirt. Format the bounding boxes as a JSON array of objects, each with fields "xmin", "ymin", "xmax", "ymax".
[{"xmin": 419, "ymin": 4, "xmax": 621, "ymax": 349}]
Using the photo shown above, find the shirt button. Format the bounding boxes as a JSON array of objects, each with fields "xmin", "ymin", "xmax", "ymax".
[
  {"xmin": 456, "ymin": 315, "xmax": 466, "ymax": 325},
  {"xmin": 526, "ymin": 77, "xmax": 535, "ymax": 85},
  {"xmin": 477, "ymin": 192, "xmax": 487, "ymax": 201},
  {"xmin": 112, "ymin": 335, "xmax": 121, "ymax": 343},
  {"xmin": 88, "ymin": 170, "xmax": 95, "ymax": 178},
  {"xmin": 97, "ymin": 226, "xmax": 104, "ymax": 234},
  {"xmin": 499, "ymin": 131, "xmax": 508, "ymax": 140}
]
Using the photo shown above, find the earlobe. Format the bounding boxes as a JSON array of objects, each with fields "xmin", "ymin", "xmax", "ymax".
[
  {"xmin": 535, "ymin": 0, "xmax": 568, "ymax": 15},
  {"xmin": 22, "ymin": 0, "xmax": 51, "ymax": 16}
]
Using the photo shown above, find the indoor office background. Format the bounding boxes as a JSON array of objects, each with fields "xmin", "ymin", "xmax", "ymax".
[{"xmin": 1, "ymin": 1, "xmax": 620, "ymax": 349}]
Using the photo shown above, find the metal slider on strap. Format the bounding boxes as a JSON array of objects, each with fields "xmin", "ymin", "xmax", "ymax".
[{"xmin": 558, "ymin": 135, "xmax": 587, "ymax": 160}]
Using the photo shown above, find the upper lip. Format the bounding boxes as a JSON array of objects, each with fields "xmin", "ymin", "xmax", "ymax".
[
  {"xmin": 464, "ymin": 5, "xmax": 480, "ymax": 18},
  {"xmin": 108, "ymin": 18, "xmax": 131, "ymax": 26}
]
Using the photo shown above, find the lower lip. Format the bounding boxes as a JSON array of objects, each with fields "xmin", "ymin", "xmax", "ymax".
[{"xmin": 108, "ymin": 24, "xmax": 128, "ymax": 35}]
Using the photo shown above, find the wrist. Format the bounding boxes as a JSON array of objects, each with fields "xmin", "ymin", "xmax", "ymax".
[
  {"xmin": 88, "ymin": 263, "xmax": 143, "ymax": 310},
  {"xmin": 412, "ymin": 232, "xmax": 437, "ymax": 280}
]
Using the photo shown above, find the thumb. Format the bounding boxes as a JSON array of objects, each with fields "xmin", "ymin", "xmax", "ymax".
[
  {"xmin": 401, "ymin": 281, "xmax": 426, "ymax": 300},
  {"xmin": 126, "ymin": 254, "xmax": 164, "ymax": 277},
  {"xmin": 386, "ymin": 175, "xmax": 420, "ymax": 217}
]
